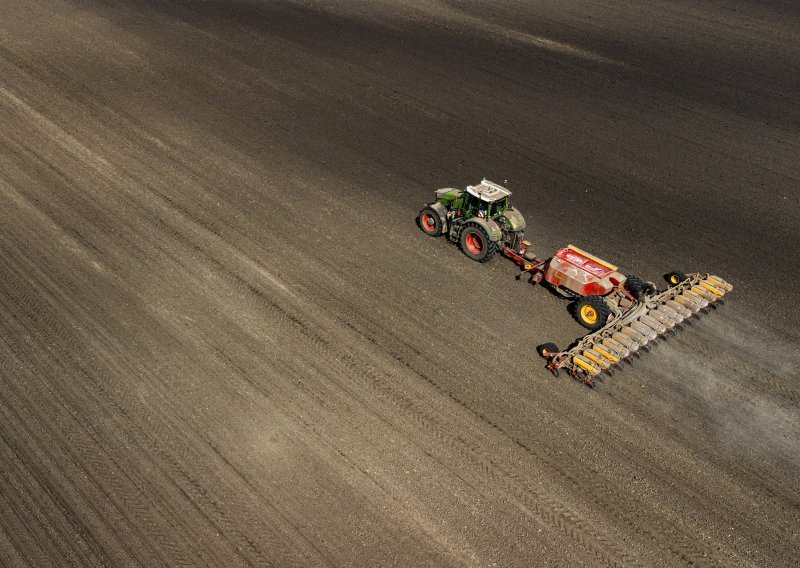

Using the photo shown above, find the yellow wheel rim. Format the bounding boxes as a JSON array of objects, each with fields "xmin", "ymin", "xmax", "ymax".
[
  {"xmin": 580, "ymin": 305, "xmax": 598, "ymax": 325},
  {"xmin": 541, "ymin": 348, "xmax": 549, "ymax": 356},
  {"xmin": 670, "ymin": 275, "xmax": 680, "ymax": 284}
]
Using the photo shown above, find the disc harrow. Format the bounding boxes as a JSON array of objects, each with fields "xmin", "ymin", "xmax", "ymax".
[{"xmin": 542, "ymin": 274, "xmax": 733, "ymax": 387}]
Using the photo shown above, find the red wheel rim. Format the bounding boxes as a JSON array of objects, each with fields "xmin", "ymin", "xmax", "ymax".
[
  {"xmin": 465, "ymin": 232, "xmax": 483, "ymax": 254},
  {"xmin": 422, "ymin": 213, "xmax": 435, "ymax": 232}
]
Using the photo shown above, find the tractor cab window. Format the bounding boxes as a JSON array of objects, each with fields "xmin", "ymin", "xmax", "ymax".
[
  {"xmin": 493, "ymin": 197, "xmax": 509, "ymax": 215},
  {"xmin": 462, "ymin": 193, "xmax": 479, "ymax": 216},
  {"xmin": 468, "ymin": 197, "xmax": 490, "ymax": 219}
]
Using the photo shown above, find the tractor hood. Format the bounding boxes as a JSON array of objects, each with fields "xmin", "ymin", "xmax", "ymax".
[{"xmin": 434, "ymin": 187, "xmax": 463, "ymax": 205}]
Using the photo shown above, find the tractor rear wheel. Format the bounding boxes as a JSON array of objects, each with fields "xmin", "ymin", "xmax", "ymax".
[
  {"xmin": 459, "ymin": 224, "xmax": 497, "ymax": 262},
  {"xmin": 573, "ymin": 296, "xmax": 611, "ymax": 331},
  {"xmin": 418, "ymin": 207, "xmax": 442, "ymax": 236}
]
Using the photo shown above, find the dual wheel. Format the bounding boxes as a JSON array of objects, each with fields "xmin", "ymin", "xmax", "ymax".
[
  {"xmin": 625, "ymin": 275, "xmax": 655, "ymax": 299},
  {"xmin": 417, "ymin": 207, "xmax": 497, "ymax": 262}
]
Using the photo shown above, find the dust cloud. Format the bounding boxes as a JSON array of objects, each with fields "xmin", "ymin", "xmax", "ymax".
[{"xmin": 639, "ymin": 305, "xmax": 800, "ymax": 471}]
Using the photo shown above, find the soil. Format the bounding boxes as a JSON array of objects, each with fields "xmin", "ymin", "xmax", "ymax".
[{"xmin": 1, "ymin": 1, "xmax": 798, "ymax": 566}]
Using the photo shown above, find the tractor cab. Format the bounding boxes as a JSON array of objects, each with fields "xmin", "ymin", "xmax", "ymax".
[{"xmin": 462, "ymin": 180, "xmax": 512, "ymax": 219}]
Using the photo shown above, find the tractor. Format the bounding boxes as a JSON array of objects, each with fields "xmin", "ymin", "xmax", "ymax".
[
  {"xmin": 416, "ymin": 180, "xmax": 732, "ymax": 385},
  {"xmin": 417, "ymin": 179, "xmax": 526, "ymax": 262},
  {"xmin": 417, "ymin": 180, "xmax": 652, "ymax": 331}
]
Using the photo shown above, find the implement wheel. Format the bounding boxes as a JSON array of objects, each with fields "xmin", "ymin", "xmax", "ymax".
[
  {"xmin": 537, "ymin": 342, "xmax": 560, "ymax": 358},
  {"xmin": 573, "ymin": 296, "xmax": 611, "ymax": 331},
  {"xmin": 666, "ymin": 271, "xmax": 688, "ymax": 286},
  {"xmin": 417, "ymin": 206, "xmax": 442, "ymax": 237},
  {"xmin": 625, "ymin": 275, "xmax": 646, "ymax": 299},
  {"xmin": 459, "ymin": 224, "xmax": 497, "ymax": 262}
]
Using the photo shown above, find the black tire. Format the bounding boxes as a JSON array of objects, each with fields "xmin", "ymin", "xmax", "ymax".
[
  {"xmin": 665, "ymin": 271, "xmax": 688, "ymax": 286},
  {"xmin": 417, "ymin": 206, "xmax": 443, "ymax": 236},
  {"xmin": 459, "ymin": 224, "xmax": 497, "ymax": 262},
  {"xmin": 536, "ymin": 342, "xmax": 560, "ymax": 358},
  {"xmin": 625, "ymin": 275, "xmax": 645, "ymax": 299},
  {"xmin": 572, "ymin": 296, "xmax": 611, "ymax": 331}
]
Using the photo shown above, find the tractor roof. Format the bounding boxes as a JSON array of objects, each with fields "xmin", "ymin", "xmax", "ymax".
[{"xmin": 466, "ymin": 179, "xmax": 511, "ymax": 202}]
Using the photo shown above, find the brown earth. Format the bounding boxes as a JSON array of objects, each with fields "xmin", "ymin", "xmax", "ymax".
[{"xmin": 1, "ymin": 1, "xmax": 798, "ymax": 566}]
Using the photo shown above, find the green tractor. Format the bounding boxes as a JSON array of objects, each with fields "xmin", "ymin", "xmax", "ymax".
[{"xmin": 417, "ymin": 179, "xmax": 526, "ymax": 262}]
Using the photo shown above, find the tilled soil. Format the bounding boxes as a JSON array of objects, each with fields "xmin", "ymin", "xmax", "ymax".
[{"xmin": 1, "ymin": 1, "xmax": 798, "ymax": 566}]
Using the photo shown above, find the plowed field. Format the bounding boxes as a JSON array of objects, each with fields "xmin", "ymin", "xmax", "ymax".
[{"xmin": 1, "ymin": 1, "xmax": 798, "ymax": 566}]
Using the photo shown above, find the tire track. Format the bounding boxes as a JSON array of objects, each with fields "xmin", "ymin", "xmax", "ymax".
[
  {"xmin": 290, "ymin": 277, "xmax": 756, "ymax": 567},
  {"xmin": 0, "ymin": 233, "xmax": 323, "ymax": 566},
  {"xmin": 1, "ymin": 1, "xmax": 798, "ymax": 565},
  {"xmin": 0, "ymin": 255, "xmax": 194, "ymax": 566},
  {"xmin": 98, "ymin": 203, "xmax": 632, "ymax": 565},
  {"xmin": 206, "ymin": 277, "xmax": 638, "ymax": 565}
]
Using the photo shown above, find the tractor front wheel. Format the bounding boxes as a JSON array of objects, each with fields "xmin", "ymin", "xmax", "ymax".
[
  {"xmin": 418, "ymin": 207, "xmax": 443, "ymax": 237},
  {"xmin": 459, "ymin": 224, "xmax": 497, "ymax": 262},
  {"xmin": 573, "ymin": 296, "xmax": 611, "ymax": 331}
]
